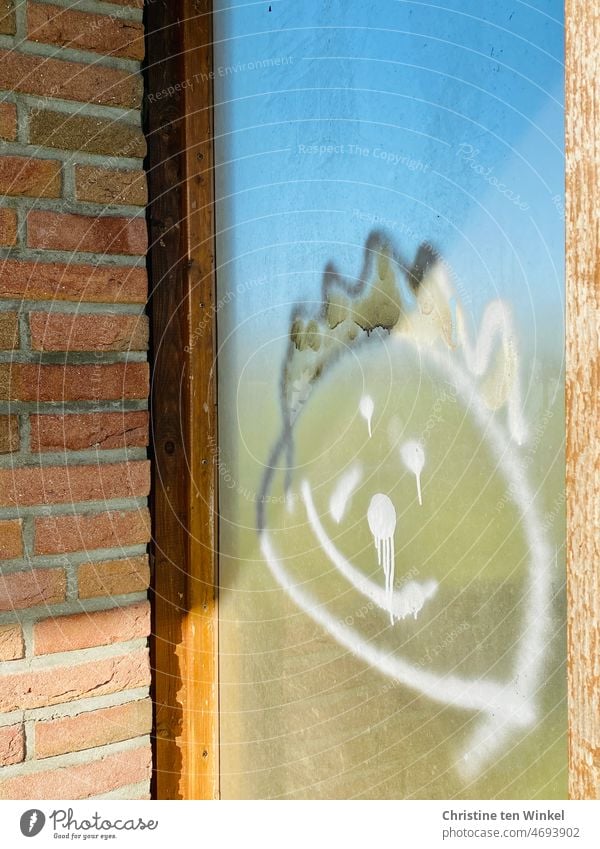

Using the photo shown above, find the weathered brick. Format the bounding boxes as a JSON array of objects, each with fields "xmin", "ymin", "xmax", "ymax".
[
  {"xmin": 0, "ymin": 415, "xmax": 19, "ymax": 453},
  {"xmin": 28, "ymin": 210, "xmax": 147, "ymax": 255},
  {"xmin": 0, "ymin": 744, "xmax": 151, "ymax": 800},
  {"xmin": 0, "ymin": 208, "xmax": 17, "ymax": 246},
  {"xmin": 35, "ymin": 699, "xmax": 152, "ymax": 759},
  {"xmin": 31, "ymin": 411, "xmax": 148, "ymax": 452},
  {"xmin": 75, "ymin": 166, "xmax": 147, "ymax": 206},
  {"xmin": 0, "ymin": 725, "xmax": 25, "ymax": 766},
  {"xmin": 0, "ymin": 260, "xmax": 147, "ymax": 303},
  {"xmin": 131, "ymin": 788, "xmax": 151, "ymax": 799},
  {"xmin": 0, "ymin": 567, "xmax": 66, "ymax": 612},
  {"xmin": 0, "ymin": 156, "xmax": 61, "ymax": 198},
  {"xmin": 78, "ymin": 555, "xmax": 150, "ymax": 598},
  {"xmin": 34, "ymin": 508, "xmax": 151, "ymax": 555},
  {"xmin": 0, "ymin": 519, "xmax": 22, "ymax": 559},
  {"xmin": 0, "ymin": 49, "xmax": 142, "ymax": 108},
  {"xmin": 0, "ymin": 102, "xmax": 17, "ymax": 141},
  {"xmin": 29, "ymin": 109, "xmax": 146, "ymax": 158},
  {"xmin": 0, "ymin": 311, "xmax": 18, "ymax": 349},
  {"xmin": 0, "ymin": 362, "xmax": 149, "ymax": 401},
  {"xmin": 34, "ymin": 601, "xmax": 149, "ymax": 655},
  {"xmin": 0, "ymin": 649, "xmax": 150, "ymax": 712},
  {"xmin": 30, "ymin": 312, "xmax": 149, "ymax": 352},
  {"xmin": 0, "ymin": 460, "xmax": 150, "ymax": 507},
  {"xmin": 0, "ymin": 0, "xmax": 15, "ymax": 36},
  {"xmin": 0, "ymin": 0, "xmax": 150, "ymax": 791},
  {"xmin": 28, "ymin": 3, "xmax": 145, "ymax": 61},
  {"xmin": 0, "ymin": 624, "xmax": 24, "ymax": 661}
]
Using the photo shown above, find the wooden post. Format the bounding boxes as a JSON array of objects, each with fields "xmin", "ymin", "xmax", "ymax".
[
  {"xmin": 146, "ymin": 0, "xmax": 219, "ymax": 800},
  {"xmin": 566, "ymin": 0, "xmax": 600, "ymax": 800}
]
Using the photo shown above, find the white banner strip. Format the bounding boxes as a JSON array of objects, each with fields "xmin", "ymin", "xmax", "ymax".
[{"xmin": 0, "ymin": 800, "xmax": 598, "ymax": 849}]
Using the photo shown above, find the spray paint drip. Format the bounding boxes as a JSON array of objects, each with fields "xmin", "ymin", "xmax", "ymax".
[
  {"xmin": 359, "ymin": 395, "xmax": 374, "ymax": 438},
  {"xmin": 367, "ymin": 493, "xmax": 397, "ymax": 624},
  {"xmin": 400, "ymin": 440, "xmax": 425, "ymax": 505}
]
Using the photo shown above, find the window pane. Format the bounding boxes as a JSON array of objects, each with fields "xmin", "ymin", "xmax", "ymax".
[{"xmin": 213, "ymin": 0, "xmax": 565, "ymax": 799}]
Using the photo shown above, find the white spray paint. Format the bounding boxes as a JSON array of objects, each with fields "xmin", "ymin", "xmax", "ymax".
[
  {"xmin": 262, "ymin": 334, "xmax": 551, "ymax": 775},
  {"xmin": 394, "ymin": 579, "xmax": 438, "ymax": 620},
  {"xmin": 400, "ymin": 440, "xmax": 425, "ymax": 505},
  {"xmin": 406, "ymin": 261, "xmax": 527, "ymax": 445},
  {"xmin": 302, "ymin": 480, "xmax": 437, "ymax": 621},
  {"xmin": 359, "ymin": 395, "xmax": 374, "ymax": 438},
  {"xmin": 428, "ymin": 341, "xmax": 550, "ymax": 774},
  {"xmin": 261, "ymin": 531, "xmax": 535, "ymax": 723},
  {"xmin": 455, "ymin": 299, "xmax": 527, "ymax": 445},
  {"xmin": 329, "ymin": 464, "xmax": 363, "ymax": 524},
  {"xmin": 285, "ymin": 489, "xmax": 296, "ymax": 514},
  {"xmin": 367, "ymin": 494, "xmax": 397, "ymax": 624}
]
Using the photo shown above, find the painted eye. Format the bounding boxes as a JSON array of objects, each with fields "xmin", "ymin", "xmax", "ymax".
[
  {"xmin": 329, "ymin": 463, "xmax": 363, "ymax": 524},
  {"xmin": 400, "ymin": 440, "xmax": 425, "ymax": 505},
  {"xmin": 359, "ymin": 394, "xmax": 374, "ymax": 437}
]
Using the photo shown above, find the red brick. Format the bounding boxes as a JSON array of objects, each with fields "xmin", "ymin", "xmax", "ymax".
[
  {"xmin": 0, "ymin": 102, "xmax": 17, "ymax": 141},
  {"xmin": 0, "ymin": 260, "xmax": 147, "ymax": 303},
  {"xmin": 0, "ymin": 624, "xmax": 24, "ymax": 661},
  {"xmin": 0, "ymin": 649, "xmax": 150, "ymax": 712},
  {"xmin": 0, "ymin": 0, "xmax": 15, "ymax": 36},
  {"xmin": 0, "ymin": 49, "xmax": 142, "ymax": 109},
  {"xmin": 28, "ymin": 3, "xmax": 145, "ymax": 61},
  {"xmin": 28, "ymin": 4, "xmax": 144, "ymax": 60},
  {"xmin": 78, "ymin": 555, "xmax": 149, "ymax": 598},
  {"xmin": 29, "ymin": 110, "xmax": 146, "ymax": 158},
  {"xmin": 0, "ymin": 362, "xmax": 149, "ymax": 401},
  {"xmin": 0, "ymin": 415, "xmax": 19, "ymax": 453},
  {"xmin": 30, "ymin": 312, "xmax": 149, "ymax": 352},
  {"xmin": 36, "ymin": 699, "xmax": 152, "ymax": 759},
  {"xmin": 0, "ymin": 744, "xmax": 151, "ymax": 800},
  {"xmin": 27, "ymin": 210, "xmax": 147, "ymax": 255},
  {"xmin": 75, "ymin": 165, "xmax": 147, "ymax": 206},
  {"xmin": 0, "ymin": 568, "xmax": 66, "ymax": 612},
  {"xmin": 0, "ymin": 311, "xmax": 18, "ymax": 349},
  {"xmin": 35, "ymin": 508, "xmax": 151, "ymax": 555},
  {"xmin": 0, "ymin": 208, "xmax": 17, "ymax": 246},
  {"xmin": 0, "ymin": 461, "xmax": 150, "ymax": 508},
  {"xmin": 34, "ymin": 601, "xmax": 150, "ymax": 654},
  {"xmin": 0, "ymin": 156, "xmax": 61, "ymax": 198},
  {"xmin": 0, "ymin": 725, "xmax": 25, "ymax": 766},
  {"xmin": 0, "ymin": 519, "xmax": 22, "ymax": 559},
  {"xmin": 31, "ymin": 411, "xmax": 148, "ymax": 453}
]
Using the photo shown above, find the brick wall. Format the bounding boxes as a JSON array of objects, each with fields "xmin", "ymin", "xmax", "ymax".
[{"xmin": 0, "ymin": 0, "xmax": 151, "ymax": 799}]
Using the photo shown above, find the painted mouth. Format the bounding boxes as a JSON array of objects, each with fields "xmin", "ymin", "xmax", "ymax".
[{"xmin": 301, "ymin": 478, "xmax": 438, "ymax": 624}]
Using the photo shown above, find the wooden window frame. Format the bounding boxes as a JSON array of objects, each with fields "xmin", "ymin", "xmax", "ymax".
[
  {"xmin": 146, "ymin": 0, "xmax": 599, "ymax": 800},
  {"xmin": 146, "ymin": 0, "xmax": 219, "ymax": 800}
]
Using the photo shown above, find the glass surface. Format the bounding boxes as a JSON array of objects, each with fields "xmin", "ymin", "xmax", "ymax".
[{"xmin": 213, "ymin": 0, "xmax": 565, "ymax": 799}]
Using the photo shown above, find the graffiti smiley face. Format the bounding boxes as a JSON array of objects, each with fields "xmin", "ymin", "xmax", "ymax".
[{"xmin": 257, "ymin": 235, "xmax": 555, "ymax": 781}]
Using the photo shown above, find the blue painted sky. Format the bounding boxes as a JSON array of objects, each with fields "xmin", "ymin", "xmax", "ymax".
[{"xmin": 212, "ymin": 0, "xmax": 564, "ymax": 354}]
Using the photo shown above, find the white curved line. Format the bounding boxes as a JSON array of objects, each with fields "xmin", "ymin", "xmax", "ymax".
[
  {"xmin": 261, "ymin": 531, "xmax": 534, "ymax": 724},
  {"xmin": 303, "ymin": 479, "xmax": 437, "ymax": 622},
  {"xmin": 426, "ymin": 341, "xmax": 550, "ymax": 767}
]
